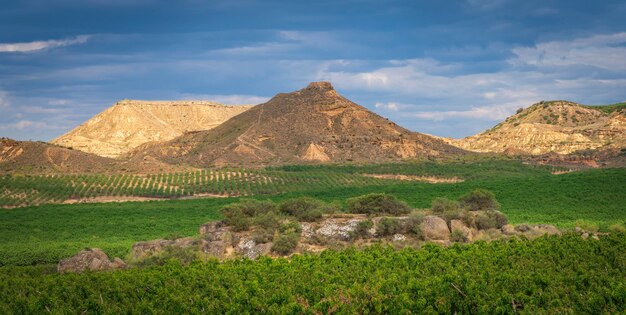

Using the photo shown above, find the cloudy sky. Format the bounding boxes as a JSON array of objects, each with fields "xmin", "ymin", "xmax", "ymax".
[{"xmin": 1, "ymin": 0, "xmax": 625, "ymax": 140}]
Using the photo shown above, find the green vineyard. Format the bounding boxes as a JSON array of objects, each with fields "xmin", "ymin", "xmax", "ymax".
[
  {"xmin": 0, "ymin": 160, "xmax": 572, "ymax": 208},
  {"xmin": 0, "ymin": 169, "xmax": 395, "ymax": 208}
]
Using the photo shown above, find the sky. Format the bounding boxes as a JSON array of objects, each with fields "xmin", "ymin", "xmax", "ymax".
[{"xmin": 1, "ymin": 0, "xmax": 625, "ymax": 141}]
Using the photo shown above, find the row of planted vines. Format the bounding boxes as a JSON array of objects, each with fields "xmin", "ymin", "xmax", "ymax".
[{"xmin": 0, "ymin": 169, "xmax": 390, "ymax": 208}]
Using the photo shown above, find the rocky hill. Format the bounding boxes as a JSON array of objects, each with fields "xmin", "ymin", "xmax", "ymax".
[
  {"xmin": 52, "ymin": 100, "xmax": 253, "ymax": 158},
  {"xmin": 451, "ymin": 101, "xmax": 625, "ymax": 155},
  {"xmin": 132, "ymin": 82, "xmax": 464, "ymax": 166}
]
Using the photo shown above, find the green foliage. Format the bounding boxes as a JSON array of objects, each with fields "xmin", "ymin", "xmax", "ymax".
[
  {"xmin": 376, "ymin": 217, "xmax": 402, "ymax": 236},
  {"xmin": 0, "ymin": 235, "xmax": 624, "ymax": 313},
  {"xmin": 574, "ymin": 219, "xmax": 599, "ymax": 233},
  {"xmin": 475, "ymin": 210, "xmax": 508, "ymax": 230},
  {"xmin": 271, "ymin": 232, "xmax": 300, "ymax": 255},
  {"xmin": 431, "ymin": 197, "xmax": 464, "ymax": 222},
  {"xmin": 353, "ymin": 220, "xmax": 374, "ymax": 238},
  {"xmin": 134, "ymin": 246, "xmax": 201, "ymax": 267},
  {"xmin": 608, "ymin": 223, "xmax": 626, "ymax": 234},
  {"xmin": 450, "ymin": 229, "xmax": 468, "ymax": 243},
  {"xmin": 222, "ymin": 200, "xmax": 276, "ymax": 231},
  {"xmin": 405, "ymin": 213, "xmax": 425, "ymax": 238},
  {"xmin": 347, "ymin": 193, "xmax": 411, "ymax": 215},
  {"xmin": 459, "ymin": 189, "xmax": 501, "ymax": 211},
  {"xmin": 278, "ymin": 197, "xmax": 333, "ymax": 222}
]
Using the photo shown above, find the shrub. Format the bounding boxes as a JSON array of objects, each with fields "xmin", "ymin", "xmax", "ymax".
[
  {"xmin": 253, "ymin": 212, "xmax": 280, "ymax": 230},
  {"xmin": 376, "ymin": 217, "xmax": 402, "ymax": 237},
  {"xmin": 252, "ymin": 228, "xmax": 275, "ymax": 244},
  {"xmin": 459, "ymin": 189, "xmax": 501, "ymax": 211},
  {"xmin": 347, "ymin": 193, "xmax": 411, "ymax": 216},
  {"xmin": 451, "ymin": 229, "xmax": 468, "ymax": 243},
  {"xmin": 135, "ymin": 246, "xmax": 201, "ymax": 267},
  {"xmin": 353, "ymin": 220, "xmax": 374, "ymax": 238},
  {"xmin": 271, "ymin": 232, "xmax": 300, "ymax": 255},
  {"xmin": 431, "ymin": 198, "xmax": 459, "ymax": 214},
  {"xmin": 404, "ymin": 213, "xmax": 424, "ymax": 238},
  {"xmin": 475, "ymin": 210, "xmax": 508, "ymax": 230},
  {"xmin": 222, "ymin": 200, "xmax": 277, "ymax": 231},
  {"xmin": 278, "ymin": 221, "xmax": 302, "ymax": 234},
  {"xmin": 279, "ymin": 197, "xmax": 332, "ymax": 221}
]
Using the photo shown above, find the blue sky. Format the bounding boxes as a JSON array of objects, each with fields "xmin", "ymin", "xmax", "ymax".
[{"xmin": 1, "ymin": 0, "xmax": 625, "ymax": 140}]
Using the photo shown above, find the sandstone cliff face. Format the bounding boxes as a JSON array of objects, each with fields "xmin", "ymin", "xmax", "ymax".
[
  {"xmin": 133, "ymin": 82, "xmax": 465, "ymax": 166},
  {"xmin": 52, "ymin": 100, "xmax": 253, "ymax": 158},
  {"xmin": 451, "ymin": 101, "xmax": 625, "ymax": 155}
]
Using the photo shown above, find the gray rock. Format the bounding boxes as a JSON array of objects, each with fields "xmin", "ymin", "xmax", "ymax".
[
  {"xmin": 392, "ymin": 234, "xmax": 407, "ymax": 242},
  {"xmin": 201, "ymin": 240, "xmax": 227, "ymax": 258},
  {"xmin": 199, "ymin": 221, "xmax": 223, "ymax": 236},
  {"xmin": 316, "ymin": 219, "xmax": 360, "ymax": 241},
  {"xmin": 58, "ymin": 248, "xmax": 126, "ymax": 273},
  {"xmin": 582, "ymin": 232, "xmax": 589, "ymax": 239},
  {"xmin": 421, "ymin": 216, "xmax": 450, "ymax": 241},
  {"xmin": 131, "ymin": 239, "xmax": 174, "ymax": 259},
  {"xmin": 535, "ymin": 224, "xmax": 561, "ymax": 235},
  {"xmin": 236, "ymin": 238, "xmax": 271, "ymax": 260},
  {"xmin": 451, "ymin": 219, "xmax": 474, "ymax": 241},
  {"xmin": 515, "ymin": 224, "xmax": 532, "ymax": 232}
]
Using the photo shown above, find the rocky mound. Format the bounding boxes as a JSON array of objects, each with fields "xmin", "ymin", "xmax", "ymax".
[
  {"xmin": 132, "ymin": 82, "xmax": 464, "ymax": 166},
  {"xmin": 58, "ymin": 248, "xmax": 125, "ymax": 273},
  {"xmin": 52, "ymin": 100, "xmax": 253, "ymax": 158},
  {"xmin": 451, "ymin": 101, "xmax": 625, "ymax": 155}
]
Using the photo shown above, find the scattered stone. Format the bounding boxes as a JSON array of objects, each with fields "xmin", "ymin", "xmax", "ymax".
[
  {"xmin": 515, "ymin": 224, "xmax": 532, "ymax": 232},
  {"xmin": 201, "ymin": 240, "xmax": 227, "ymax": 258},
  {"xmin": 574, "ymin": 226, "xmax": 582, "ymax": 233},
  {"xmin": 58, "ymin": 248, "xmax": 126, "ymax": 273},
  {"xmin": 534, "ymin": 224, "xmax": 561, "ymax": 236},
  {"xmin": 501, "ymin": 224, "xmax": 516, "ymax": 235},
  {"xmin": 392, "ymin": 234, "xmax": 407, "ymax": 242},
  {"xmin": 581, "ymin": 232, "xmax": 589, "ymax": 239},
  {"xmin": 300, "ymin": 223, "xmax": 315, "ymax": 239},
  {"xmin": 591, "ymin": 234, "xmax": 599, "ymax": 241},
  {"xmin": 422, "ymin": 216, "xmax": 450, "ymax": 241}
]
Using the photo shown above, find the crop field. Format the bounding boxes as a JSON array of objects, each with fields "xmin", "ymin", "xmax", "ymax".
[
  {"xmin": 1, "ymin": 234, "xmax": 624, "ymax": 313},
  {"xmin": 0, "ymin": 158, "xmax": 568, "ymax": 208},
  {"xmin": 1, "ymin": 159, "xmax": 624, "ymax": 266}
]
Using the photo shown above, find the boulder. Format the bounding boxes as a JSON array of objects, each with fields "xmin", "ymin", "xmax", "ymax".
[
  {"xmin": 236, "ymin": 238, "xmax": 271, "ymax": 260},
  {"xmin": 174, "ymin": 237, "xmax": 198, "ymax": 248},
  {"xmin": 392, "ymin": 234, "xmax": 407, "ymax": 242},
  {"xmin": 501, "ymin": 224, "xmax": 516, "ymax": 235},
  {"xmin": 58, "ymin": 248, "xmax": 126, "ymax": 273},
  {"xmin": 515, "ymin": 224, "xmax": 532, "ymax": 232},
  {"xmin": 316, "ymin": 219, "xmax": 360, "ymax": 241},
  {"xmin": 581, "ymin": 232, "xmax": 589, "ymax": 239},
  {"xmin": 450, "ymin": 219, "xmax": 474, "ymax": 241},
  {"xmin": 131, "ymin": 239, "xmax": 174, "ymax": 259},
  {"xmin": 201, "ymin": 240, "xmax": 227, "ymax": 258},
  {"xmin": 199, "ymin": 221, "xmax": 223, "ymax": 236},
  {"xmin": 534, "ymin": 224, "xmax": 561, "ymax": 236},
  {"xmin": 421, "ymin": 216, "xmax": 450, "ymax": 241}
]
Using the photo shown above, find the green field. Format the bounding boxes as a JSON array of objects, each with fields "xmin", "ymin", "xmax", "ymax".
[
  {"xmin": 1, "ymin": 235, "xmax": 624, "ymax": 313},
  {"xmin": 1, "ymin": 159, "xmax": 625, "ymax": 266}
]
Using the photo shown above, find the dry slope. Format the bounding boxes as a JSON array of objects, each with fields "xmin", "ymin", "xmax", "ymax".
[
  {"xmin": 451, "ymin": 101, "xmax": 625, "ymax": 155},
  {"xmin": 133, "ymin": 82, "xmax": 464, "ymax": 166},
  {"xmin": 52, "ymin": 100, "xmax": 253, "ymax": 158}
]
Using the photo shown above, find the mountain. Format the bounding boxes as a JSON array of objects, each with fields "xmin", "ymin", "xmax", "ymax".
[
  {"xmin": 132, "ymin": 82, "xmax": 464, "ymax": 166},
  {"xmin": 0, "ymin": 138, "xmax": 118, "ymax": 174},
  {"xmin": 451, "ymin": 101, "xmax": 625, "ymax": 155},
  {"xmin": 52, "ymin": 100, "xmax": 253, "ymax": 158}
]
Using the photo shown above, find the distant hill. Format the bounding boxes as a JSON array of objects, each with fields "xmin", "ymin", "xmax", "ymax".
[
  {"xmin": 52, "ymin": 100, "xmax": 253, "ymax": 158},
  {"xmin": 0, "ymin": 138, "xmax": 118, "ymax": 174},
  {"xmin": 132, "ymin": 82, "xmax": 464, "ymax": 167},
  {"xmin": 450, "ymin": 100, "xmax": 625, "ymax": 155}
]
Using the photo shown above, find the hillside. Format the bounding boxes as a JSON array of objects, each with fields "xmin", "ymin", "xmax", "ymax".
[
  {"xmin": 52, "ymin": 100, "xmax": 253, "ymax": 158},
  {"xmin": 451, "ymin": 100, "xmax": 625, "ymax": 155},
  {"xmin": 132, "ymin": 82, "xmax": 464, "ymax": 166},
  {"xmin": 0, "ymin": 138, "xmax": 118, "ymax": 174}
]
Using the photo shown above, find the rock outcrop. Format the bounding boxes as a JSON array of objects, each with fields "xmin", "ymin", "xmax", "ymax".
[
  {"xmin": 421, "ymin": 216, "xmax": 451, "ymax": 241},
  {"xmin": 52, "ymin": 100, "xmax": 253, "ymax": 158},
  {"xmin": 450, "ymin": 101, "xmax": 625, "ymax": 155},
  {"xmin": 58, "ymin": 248, "xmax": 126, "ymax": 273}
]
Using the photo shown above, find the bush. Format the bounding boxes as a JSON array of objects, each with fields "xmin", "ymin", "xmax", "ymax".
[
  {"xmin": 253, "ymin": 212, "xmax": 280, "ymax": 230},
  {"xmin": 451, "ymin": 229, "xmax": 468, "ymax": 243},
  {"xmin": 353, "ymin": 220, "xmax": 374, "ymax": 238},
  {"xmin": 376, "ymin": 217, "xmax": 402, "ymax": 236},
  {"xmin": 271, "ymin": 232, "xmax": 300, "ymax": 255},
  {"xmin": 459, "ymin": 189, "xmax": 501, "ymax": 211},
  {"xmin": 404, "ymin": 213, "xmax": 424, "ymax": 238},
  {"xmin": 252, "ymin": 228, "xmax": 275, "ymax": 244},
  {"xmin": 278, "ymin": 221, "xmax": 302, "ymax": 234},
  {"xmin": 347, "ymin": 193, "xmax": 411, "ymax": 216},
  {"xmin": 608, "ymin": 223, "xmax": 626, "ymax": 234},
  {"xmin": 135, "ymin": 246, "xmax": 201, "ymax": 267},
  {"xmin": 431, "ymin": 198, "xmax": 459, "ymax": 214},
  {"xmin": 222, "ymin": 200, "xmax": 277, "ymax": 231},
  {"xmin": 475, "ymin": 210, "xmax": 508, "ymax": 230},
  {"xmin": 279, "ymin": 197, "xmax": 333, "ymax": 222}
]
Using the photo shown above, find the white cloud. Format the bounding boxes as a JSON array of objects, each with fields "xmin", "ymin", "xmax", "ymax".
[
  {"xmin": 375, "ymin": 102, "xmax": 399, "ymax": 111},
  {"xmin": 179, "ymin": 94, "xmax": 269, "ymax": 105},
  {"xmin": 510, "ymin": 32, "xmax": 626, "ymax": 71},
  {"xmin": 0, "ymin": 35, "xmax": 91, "ymax": 53}
]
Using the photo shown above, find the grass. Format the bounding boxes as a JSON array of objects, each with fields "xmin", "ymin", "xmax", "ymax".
[{"xmin": 0, "ymin": 160, "xmax": 624, "ymax": 266}]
